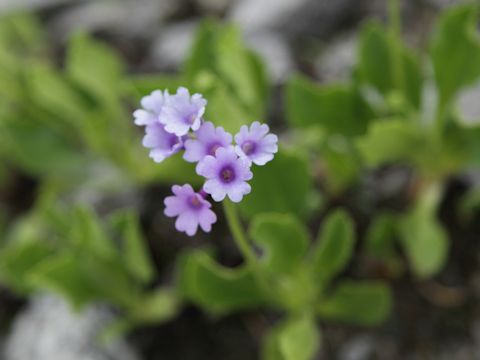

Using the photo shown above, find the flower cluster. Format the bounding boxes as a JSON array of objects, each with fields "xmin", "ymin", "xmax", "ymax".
[{"xmin": 134, "ymin": 87, "xmax": 278, "ymax": 236}]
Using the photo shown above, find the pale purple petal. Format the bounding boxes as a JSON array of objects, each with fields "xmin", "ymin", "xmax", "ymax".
[
  {"xmin": 197, "ymin": 147, "xmax": 253, "ymax": 203},
  {"xmin": 159, "ymin": 87, "xmax": 207, "ymax": 137},
  {"xmin": 234, "ymin": 121, "xmax": 278, "ymax": 166},
  {"xmin": 142, "ymin": 122, "xmax": 183, "ymax": 163},
  {"xmin": 183, "ymin": 121, "xmax": 233, "ymax": 163},
  {"xmin": 198, "ymin": 208, "xmax": 217, "ymax": 232},
  {"xmin": 164, "ymin": 184, "xmax": 217, "ymax": 236}
]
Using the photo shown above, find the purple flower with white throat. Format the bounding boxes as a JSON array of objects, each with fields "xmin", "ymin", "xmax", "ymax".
[
  {"xmin": 164, "ymin": 184, "xmax": 217, "ymax": 236},
  {"xmin": 142, "ymin": 122, "xmax": 183, "ymax": 163},
  {"xmin": 183, "ymin": 121, "xmax": 232, "ymax": 163},
  {"xmin": 196, "ymin": 147, "xmax": 253, "ymax": 203},
  {"xmin": 234, "ymin": 121, "xmax": 278, "ymax": 166},
  {"xmin": 160, "ymin": 87, "xmax": 207, "ymax": 137},
  {"xmin": 133, "ymin": 90, "xmax": 168, "ymax": 126}
]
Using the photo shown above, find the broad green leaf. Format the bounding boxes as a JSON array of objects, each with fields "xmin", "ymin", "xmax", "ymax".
[
  {"xmin": 356, "ymin": 119, "xmax": 424, "ymax": 166},
  {"xmin": 399, "ymin": 184, "xmax": 449, "ymax": 278},
  {"xmin": 110, "ymin": 211, "xmax": 154, "ymax": 283},
  {"xmin": 286, "ymin": 74, "xmax": 371, "ymax": 136},
  {"xmin": 26, "ymin": 64, "xmax": 87, "ymax": 125},
  {"xmin": 365, "ymin": 213, "xmax": 398, "ymax": 259},
  {"xmin": 263, "ymin": 314, "xmax": 320, "ymax": 360},
  {"xmin": 0, "ymin": 117, "xmax": 85, "ymax": 177},
  {"xmin": 357, "ymin": 22, "xmax": 422, "ymax": 108},
  {"xmin": 317, "ymin": 280, "xmax": 392, "ymax": 325},
  {"xmin": 0, "ymin": 240, "xmax": 53, "ymax": 293},
  {"xmin": 250, "ymin": 213, "xmax": 309, "ymax": 274},
  {"xmin": 128, "ymin": 74, "xmax": 184, "ymax": 100},
  {"xmin": 29, "ymin": 253, "xmax": 101, "ymax": 309},
  {"xmin": 320, "ymin": 135, "xmax": 362, "ymax": 193},
  {"xmin": 311, "ymin": 210, "xmax": 355, "ymax": 284},
  {"xmin": 431, "ymin": 5, "xmax": 480, "ymax": 107},
  {"xmin": 66, "ymin": 33, "xmax": 124, "ymax": 106},
  {"xmin": 215, "ymin": 25, "xmax": 267, "ymax": 117},
  {"xmin": 239, "ymin": 151, "xmax": 313, "ymax": 219},
  {"xmin": 203, "ymin": 78, "xmax": 251, "ymax": 133},
  {"xmin": 178, "ymin": 251, "xmax": 265, "ymax": 313},
  {"xmin": 183, "ymin": 20, "xmax": 218, "ymax": 81},
  {"xmin": 70, "ymin": 206, "xmax": 116, "ymax": 258},
  {"xmin": 128, "ymin": 288, "xmax": 178, "ymax": 324}
]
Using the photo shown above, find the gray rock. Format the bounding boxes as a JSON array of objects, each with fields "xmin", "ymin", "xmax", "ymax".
[
  {"xmin": 245, "ymin": 32, "xmax": 294, "ymax": 83},
  {"xmin": 51, "ymin": 0, "xmax": 180, "ymax": 40},
  {"xmin": 315, "ymin": 32, "xmax": 357, "ymax": 83},
  {"xmin": 424, "ymin": 0, "xmax": 474, "ymax": 10},
  {"xmin": 150, "ymin": 20, "xmax": 198, "ymax": 70},
  {"xmin": 0, "ymin": 0, "xmax": 78, "ymax": 13},
  {"xmin": 194, "ymin": 0, "xmax": 232, "ymax": 14},
  {"xmin": 338, "ymin": 335, "xmax": 374, "ymax": 360},
  {"xmin": 457, "ymin": 82, "xmax": 480, "ymax": 125},
  {"xmin": 4, "ymin": 295, "xmax": 139, "ymax": 360},
  {"xmin": 228, "ymin": 0, "xmax": 358, "ymax": 37}
]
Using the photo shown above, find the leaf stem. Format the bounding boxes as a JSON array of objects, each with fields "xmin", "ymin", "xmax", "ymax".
[{"xmin": 223, "ymin": 199, "xmax": 257, "ymax": 267}]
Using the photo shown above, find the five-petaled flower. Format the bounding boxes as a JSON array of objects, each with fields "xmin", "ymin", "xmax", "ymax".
[
  {"xmin": 164, "ymin": 184, "xmax": 217, "ymax": 236},
  {"xmin": 184, "ymin": 121, "xmax": 232, "ymax": 163},
  {"xmin": 235, "ymin": 121, "xmax": 278, "ymax": 165},
  {"xmin": 196, "ymin": 147, "xmax": 253, "ymax": 203},
  {"xmin": 142, "ymin": 122, "xmax": 184, "ymax": 163},
  {"xmin": 160, "ymin": 87, "xmax": 207, "ymax": 137}
]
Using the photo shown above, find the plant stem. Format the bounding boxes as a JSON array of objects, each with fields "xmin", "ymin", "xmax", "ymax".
[
  {"xmin": 388, "ymin": 0, "xmax": 405, "ymax": 94},
  {"xmin": 223, "ymin": 199, "xmax": 257, "ymax": 267}
]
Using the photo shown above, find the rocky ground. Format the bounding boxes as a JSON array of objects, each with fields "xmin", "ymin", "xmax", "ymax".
[{"xmin": 0, "ymin": 0, "xmax": 479, "ymax": 359}]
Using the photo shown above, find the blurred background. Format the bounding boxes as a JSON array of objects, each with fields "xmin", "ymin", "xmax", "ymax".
[{"xmin": 0, "ymin": 0, "xmax": 479, "ymax": 359}]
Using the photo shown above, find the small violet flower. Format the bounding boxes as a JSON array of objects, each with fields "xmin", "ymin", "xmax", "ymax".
[
  {"xmin": 142, "ymin": 122, "xmax": 183, "ymax": 163},
  {"xmin": 196, "ymin": 147, "xmax": 253, "ymax": 203},
  {"xmin": 160, "ymin": 87, "xmax": 207, "ymax": 137},
  {"xmin": 183, "ymin": 121, "xmax": 232, "ymax": 163},
  {"xmin": 133, "ymin": 90, "xmax": 168, "ymax": 126},
  {"xmin": 164, "ymin": 184, "xmax": 217, "ymax": 236},
  {"xmin": 234, "ymin": 121, "xmax": 278, "ymax": 165}
]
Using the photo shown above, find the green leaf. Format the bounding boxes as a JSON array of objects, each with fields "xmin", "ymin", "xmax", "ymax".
[
  {"xmin": 70, "ymin": 206, "xmax": 116, "ymax": 258},
  {"xmin": 365, "ymin": 213, "xmax": 398, "ymax": 259},
  {"xmin": 356, "ymin": 119, "xmax": 424, "ymax": 166},
  {"xmin": 0, "ymin": 117, "xmax": 86, "ymax": 177},
  {"xmin": 311, "ymin": 210, "xmax": 355, "ymax": 284},
  {"xmin": 357, "ymin": 22, "xmax": 422, "ymax": 108},
  {"xmin": 110, "ymin": 211, "xmax": 154, "ymax": 283},
  {"xmin": 128, "ymin": 74, "xmax": 184, "ymax": 100},
  {"xmin": 317, "ymin": 280, "xmax": 392, "ymax": 325},
  {"xmin": 29, "ymin": 253, "xmax": 101, "ymax": 309},
  {"xmin": 26, "ymin": 63, "xmax": 87, "ymax": 124},
  {"xmin": 250, "ymin": 213, "xmax": 309, "ymax": 274},
  {"xmin": 286, "ymin": 74, "xmax": 371, "ymax": 136},
  {"xmin": 178, "ymin": 251, "xmax": 265, "ymax": 313},
  {"xmin": 263, "ymin": 314, "xmax": 320, "ymax": 360},
  {"xmin": 431, "ymin": 5, "xmax": 480, "ymax": 107},
  {"xmin": 183, "ymin": 20, "xmax": 218, "ymax": 81},
  {"xmin": 66, "ymin": 33, "xmax": 124, "ymax": 105},
  {"xmin": 399, "ymin": 184, "xmax": 449, "ymax": 278},
  {"xmin": 239, "ymin": 151, "xmax": 313, "ymax": 219},
  {"xmin": 128, "ymin": 288, "xmax": 178, "ymax": 324},
  {"xmin": 0, "ymin": 240, "xmax": 53, "ymax": 293}
]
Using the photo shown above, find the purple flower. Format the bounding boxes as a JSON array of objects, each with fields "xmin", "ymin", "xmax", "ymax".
[
  {"xmin": 160, "ymin": 87, "xmax": 207, "ymax": 137},
  {"xmin": 234, "ymin": 121, "xmax": 278, "ymax": 166},
  {"xmin": 164, "ymin": 184, "xmax": 217, "ymax": 236},
  {"xmin": 196, "ymin": 147, "xmax": 253, "ymax": 203},
  {"xmin": 183, "ymin": 121, "xmax": 233, "ymax": 163},
  {"xmin": 142, "ymin": 122, "xmax": 183, "ymax": 163},
  {"xmin": 133, "ymin": 90, "xmax": 168, "ymax": 126}
]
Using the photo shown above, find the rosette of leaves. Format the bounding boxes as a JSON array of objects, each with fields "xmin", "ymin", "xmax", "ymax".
[{"xmin": 285, "ymin": 3, "xmax": 480, "ymax": 279}]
